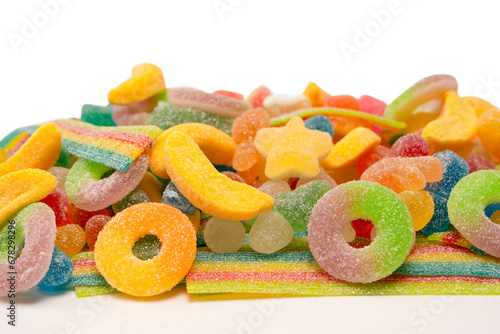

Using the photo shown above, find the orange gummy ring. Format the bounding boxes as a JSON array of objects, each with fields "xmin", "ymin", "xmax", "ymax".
[{"xmin": 94, "ymin": 203, "xmax": 196, "ymax": 297}]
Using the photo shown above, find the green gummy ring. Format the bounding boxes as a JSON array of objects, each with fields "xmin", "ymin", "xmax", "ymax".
[
  {"xmin": 448, "ymin": 170, "xmax": 500, "ymax": 257},
  {"xmin": 308, "ymin": 180, "xmax": 414, "ymax": 283}
]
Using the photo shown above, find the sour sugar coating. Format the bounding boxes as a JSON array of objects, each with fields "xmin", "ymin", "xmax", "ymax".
[
  {"xmin": 0, "ymin": 169, "xmax": 57, "ymax": 229},
  {"xmin": 477, "ymin": 109, "xmax": 500, "ymax": 160},
  {"xmin": 463, "ymin": 96, "xmax": 498, "ymax": 118},
  {"xmin": 249, "ymin": 211, "xmax": 294, "ymax": 254},
  {"xmin": 40, "ymin": 188, "xmax": 72, "ymax": 227},
  {"xmin": 302, "ymin": 82, "xmax": 330, "ymax": 107},
  {"xmin": 258, "ymin": 180, "xmax": 291, "ymax": 196},
  {"xmin": 399, "ymin": 190, "xmax": 434, "ymax": 231},
  {"xmin": 0, "ymin": 203, "xmax": 56, "ymax": 296},
  {"xmin": 419, "ymin": 192, "xmax": 451, "ymax": 236},
  {"xmin": 0, "ymin": 123, "xmax": 61, "ymax": 177},
  {"xmin": 304, "ymin": 115, "xmax": 334, "ymax": 139},
  {"xmin": 232, "ymin": 108, "xmax": 270, "ymax": 172},
  {"xmin": 358, "ymin": 95, "xmax": 386, "ymax": 117},
  {"xmin": 149, "ymin": 123, "xmax": 235, "ymax": 179},
  {"xmin": 425, "ymin": 150, "xmax": 469, "ymax": 199},
  {"xmin": 112, "ymin": 95, "xmax": 158, "ymax": 126},
  {"xmin": 73, "ymin": 207, "xmax": 111, "ymax": 230},
  {"xmin": 220, "ymin": 171, "xmax": 245, "ymax": 183},
  {"xmin": 164, "ymin": 131, "xmax": 274, "ymax": 221},
  {"xmin": 389, "ymin": 133, "xmax": 429, "ymax": 158},
  {"xmin": 168, "ymin": 87, "xmax": 252, "ymax": 118},
  {"xmin": 246, "ymin": 86, "xmax": 272, "ymax": 109},
  {"xmin": 38, "ymin": 247, "xmax": 73, "ymax": 289},
  {"xmin": 81, "ymin": 104, "xmax": 115, "ymax": 127},
  {"xmin": 355, "ymin": 145, "xmax": 390, "ymax": 176},
  {"xmin": 296, "ymin": 166, "xmax": 337, "ymax": 188},
  {"xmin": 323, "ymin": 95, "xmax": 359, "ymax": 110},
  {"xmin": 204, "ymin": 218, "xmax": 246, "ymax": 253},
  {"xmin": 308, "ymin": 181, "xmax": 414, "ymax": 283},
  {"xmin": 112, "ymin": 188, "xmax": 150, "ymax": 214},
  {"xmin": 272, "ymin": 180, "xmax": 332, "ymax": 233},
  {"xmin": 85, "ymin": 215, "xmax": 111, "ymax": 251},
  {"xmin": 466, "ymin": 155, "xmax": 496, "ymax": 173},
  {"xmin": 137, "ymin": 172, "xmax": 163, "ymax": 203},
  {"xmin": 162, "ymin": 181, "xmax": 196, "ymax": 214},
  {"xmin": 55, "ymin": 224, "xmax": 86, "ymax": 258},
  {"xmin": 255, "ymin": 117, "xmax": 332, "ymax": 180},
  {"xmin": 48, "ymin": 167, "xmax": 70, "ymax": 191},
  {"xmin": 66, "ymin": 151, "xmax": 149, "ymax": 211},
  {"xmin": 149, "ymin": 102, "xmax": 234, "ymax": 135},
  {"xmin": 262, "ymin": 94, "xmax": 311, "ymax": 118},
  {"xmin": 384, "ymin": 74, "xmax": 458, "ymax": 122},
  {"xmin": 448, "ymin": 170, "xmax": 500, "ymax": 257},
  {"xmin": 94, "ymin": 203, "xmax": 196, "ymax": 297}
]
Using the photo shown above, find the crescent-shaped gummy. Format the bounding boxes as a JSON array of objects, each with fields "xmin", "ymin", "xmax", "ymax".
[
  {"xmin": 0, "ymin": 123, "xmax": 61, "ymax": 178},
  {"xmin": 0, "ymin": 169, "xmax": 57, "ymax": 229},
  {"xmin": 108, "ymin": 63, "xmax": 166, "ymax": 105},
  {"xmin": 0, "ymin": 203, "xmax": 56, "ymax": 296},
  {"xmin": 149, "ymin": 123, "xmax": 235, "ymax": 179},
  {"xmin": 164, "ymin": 131, "xmax": 274, "ymax": 221}
]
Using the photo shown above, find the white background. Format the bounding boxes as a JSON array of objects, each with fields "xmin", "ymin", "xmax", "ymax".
[{"xmin": 1, "ymin": 0, "xmax": 500, "ymax": 333}]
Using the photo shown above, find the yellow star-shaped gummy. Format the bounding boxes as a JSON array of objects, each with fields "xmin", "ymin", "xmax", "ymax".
[{"xmin": 254, "ymin": 116, "xmax": 333, "ymax": 180}]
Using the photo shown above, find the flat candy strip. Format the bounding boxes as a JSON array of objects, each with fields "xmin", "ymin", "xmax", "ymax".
[
  {"xmin": 270, "ymin": 107, "xmax": 406, "ymax": 131},
  {"xmin": 164, "ymin": 131, "xmax": 274, "ymax": 221}
]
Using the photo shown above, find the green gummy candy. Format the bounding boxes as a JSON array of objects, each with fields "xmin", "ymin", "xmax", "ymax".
[
  {"xmin": 149, "ymin": 102, "xmax": 234, "ymax": 135},
  {"xmin": 55, "ymin": 151, "xmax": 73, "ymax": 168},
  {"xmin": 111, "ymin": 188, "xmax": 149, "ymax": 214},
  {"xmin": 272, "ymin": 180, "xmax": 332, "ymax": 233},
  {"xmin": 131, "ymin": 234, "xmax": 162, "ymax": 260},
  {"xmin": 65, "ymin": 158, "xmax": 113, "ymax": 200},
  {"xmin": 81, "ymin": 104, "xmax": 115, "ymax": 127}
]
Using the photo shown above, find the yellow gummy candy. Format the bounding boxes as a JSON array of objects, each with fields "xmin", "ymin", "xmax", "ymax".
[
  {"xmin": 137, "ymin": 171, "xmax": 163, "ymax": 202},
  {"xmin": 0, "ymin": 123, "xmax": 62, "ymax": 178},
  {"xmin": 255, "ymin": 117, "xmax": 333, "ymax": 180},
  {"xmin": 321, "ymin": 127, "xmax": 381, "ymax": 171},
  {"xmin": 0, "ymin": 148, "xmax": 6, "ymax": 163},
  {"xmin": 477, "ymin": 109, "xmax": 500, "ymax": 160},
  {"xmin": 463, "ymin": 96, "xmax": 497, "ymax": 118},
  {"xmin": 0, "ymin": 169, "xmax": 57, "ymax": 229},
  {"xmin": 399, "ymin": 190, "xmax": 435, "ymax": 231},
  {"xmin": 149, "ymin": 123, "xmax": 236, "ymax": 179},
  {"xmin": 164, "ymin": 131, "xmax": 274, "ymax": 221},
  {"xmin": 108, "ymin": 63, "xmax": 166, "ymax": 105},
  {"xmin": 302, "ymin": 82, "xmax": 330, "ymax": 107},
  {"xmin": 422, "ymin": 91, "xmax": 477, "ymax": 151}
]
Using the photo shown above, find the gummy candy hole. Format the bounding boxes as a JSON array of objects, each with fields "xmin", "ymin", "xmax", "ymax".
[
  {"xmin": 346, "ymin": 219, "xmax": 374, "ymax": 248},
  {"xmin": 131, "ymin": 234, "xmax": 162, "ymax": 260},
  {"xmin": 101, "ymin": 169, "xmax": 115, "ymax": 179}
]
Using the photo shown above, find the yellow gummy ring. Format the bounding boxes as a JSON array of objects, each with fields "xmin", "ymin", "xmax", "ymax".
[{"xmin": 94, "ymin": 203, "xmax": 197, "ymax": 297}]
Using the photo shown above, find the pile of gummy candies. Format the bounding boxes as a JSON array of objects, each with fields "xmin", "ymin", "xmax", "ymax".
[{"xmin": 1, "ymin": 63, "xmax": 500, "ymax": 298}]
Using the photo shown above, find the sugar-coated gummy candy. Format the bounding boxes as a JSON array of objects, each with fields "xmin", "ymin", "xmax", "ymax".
[
  {"xmin": 112, "ymin": 188, "xmax": 150, "ymax": 214},
  {"xmin": 112, "ymin": 95, "xmax": 158, "ymax": 126},
  {"xmin": 94, "ymin": 203, "xmax": 196, "ymax": 297},
  {"xmin": 389, "ymin": 133, "xmax": 429, "ymax": 158},
  {"xmin": 466, "ymin": 155, "xmax": 496, "ymax": 173},
  {"xmin": 246, "ymin": 86, "xmax": 272, "ymax": 109},
  {"xmin": 399, "ymin": 190, "xmax": 434, "ymax": 231},
  {"xmin": 168, "ymin": 87, "xmax": 252, "ymax": 118},
  {"xmin": 248, "ymin": 211, "xmax": 294, "ymax": 254},
  {"xmin": 321, "ymin": 127, "xmax": 380, "ymax": 171},
  {"xmin": 358, "ymin": 95, "xmax": 386, "ymax": 117},
  {"xmin": 384, "ymin": 74, "xmax": 458, "ymax": 122},
  {"xmin": 0, "ymin": 169, "xmax": 57, "ymax": 229},
  {"xmin": 55, "ymin": 224, "xmax": 86, "ymax": 258},
  {"xmin": 204, "ymin": 218, "xmax": 246, "ymax": 253},
  {"xmin": 108, "ymin": 63, "xmax": 166, "ymax": 105},
  {"xmin": 0, "ymin": 203, "xmax": 56, "ymax": 296},
  {"xmin": 258, "ymin": 180, "xmax": 291, "ymax": 196},
  {"xmin": 463, "ymin": 96, "xmax": 498, "ymax": 117},
  {"xmin": 214, "ymin": 90, "xmax": 244, "ymax": 100},
  {"xmin": 296, "ymin": 166, "xmax": 337, "ymax": 188},
  {"xmin": 164, "ymin": 131, "xmax": 274, "ymax": 221},
  {"xmin": 55, "ymin": 150, "xmax": 73, "ymax": 169},
  {"xmin": 419, "ymin": 192, "xmax": 451, "ymax": 236},
  {"xmin": 220, "ymin": 171, "xmax": 246, "ymax": 183},
  {"xmin": 137, "ymin": 171, "xmax": 163, "ymax": 203},
  {"xmin": 0, "ymin": 148, "xmax": 6, "ymax": 163},
  {"xmin": 456, "ymin": 140, "xmax": 495, "ymax": 162},
  {"xmin": 448, "ymin": 170, "xmax": 500, "ymax": 257},
  {"xmin": 302, "ymin": 82, "xmax": 330, "ymax": 107},
  {"xmin": 255, "ymin": 117, "xmax": 333, "ymax": 179},
  {"xmin": 85, "ymin": 215, "xmax": 111, "ymax": 251},
  {"xmin": 131, "ymin": 234, "xmax": 163, "ymax": 260},
  {"xmin": 40, "ymin": 188, "xmax": 72, "ymax": 227},
  {"xmin": 38, "ymin": 247, "xmax": 74, "ymax": 289},
  {"xmin": 477, "ymin": 109, "xmax": 500, "ymax": 160},
  {"xmin": 81, "ymin": 104, "xmax": 115, "ymax": 127},
  {"xmin": 425, "ymin": 150, "xmax": 469, "ymax": 199},
  {"xmin": 485, "ymin": 203, "xmax": 500, "ymax": 218},
  {"xmin": 262, "ymin": 94, "xmax": 311, "ymax": 118},
  {"xmin": 272, "ymin": 180, "xmax": 332, "ymax": 233},
  {"xmin": 422, "ymin": 91, "xmax": 477, "ymax": 151},
  {"xmin": 308, "ymin": 180, "xmax": 414, "ymax": 283},
  {"xmin": 323, "ymin": 95, "xmax": 359, "ymax": 110},
  {"xmin": 66, "ymin": 151, "xmax": 149, "ymax": 211},
  {"xmin": 149, "ymin": 122, "xmax": 235, "ymax": 179},
  {"xmin": 304, "ymin": 115, "xmax": 334, "ymax": 138},
  {"xmin": 73, "ymin": 207, "xmax": 111, "ymax": 230},
  {"xmin": 149, "ymin": 102, "xmax": 234, "ymax": 135},
  {"xmin": 0, "ymin": 124, "xmax": 61, "ymax": 177},
  {"xmin": 355, "ymin": 145, "xmax": 390, "ymax": 176},
  {"xmin": 162, "ymin": 181, "xmax": 196, "ymax": 214}
]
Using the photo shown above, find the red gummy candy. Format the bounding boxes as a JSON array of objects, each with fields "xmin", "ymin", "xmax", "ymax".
[
  {"xmin": 74, "ymin": 207, "xmax": 112, "ymax": 230},
  {"xmin": 356, "ymin": 145, "xmax": 390, "ymax": 176},
  {"xmin": 358, "ymin": 95, "xmax": 386, "ymax": 117},
  {"xmin": 40, "ymin": 188, "xmax": 71, "ymax": 227},
  {"xmin": 246, "ymin": 86, "xmax": 272, "ymax": 109},
  {"xmin": 389, "ymin": 133, "xmax": 429, "ymax": 158},
  {"xmin": 350, "ymin": 219, "xmax": 374, "ymax": 239},
  {"xmin": 323, "ymin": 95, "xmax": 359, "ymax": 110},
  {"xmin": 85, "ymin": 215, "xmax": 112, "ymax": 251},
  {"xmin": 466, "ymin": 155, "xmax": 496, "ymax": 173}
]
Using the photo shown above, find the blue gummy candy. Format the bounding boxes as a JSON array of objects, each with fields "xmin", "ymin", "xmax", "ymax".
[
  {"xmin": 38, "ymin": 247, "xmax": 74, "ymax": 289},
  {"xmin": 425, "ymin": 150, "xmax": 469, "ymax": 199},
  {"xmin": 420, "ymin": 192, "xmax": 451, "ymax": 236},
  {"xmin": 485, "ymin": 203, "xmax": 500, "ymax": 218},
  {"xmin": 162, "ymin": 181, "xmax": 196, "ymax": 214},
  {"xmin": 304, "ymin": 115, "xmax": 334, "ymax": 139}
]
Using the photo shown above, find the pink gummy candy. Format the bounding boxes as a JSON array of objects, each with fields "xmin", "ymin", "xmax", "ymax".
[
  {"xmin": 389, "ymin": 133, "xmax": 429, "ymax": 158},
  {"xmin": 358, "ymin": 95, "xmax": 387, "ymax": 117}
]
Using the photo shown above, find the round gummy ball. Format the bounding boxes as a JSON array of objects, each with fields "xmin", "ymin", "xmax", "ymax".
[{"xmin": 389, "ymin": 134, "xmax": 429, "ymax": 158}]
